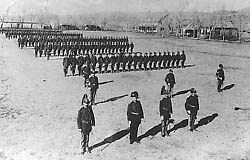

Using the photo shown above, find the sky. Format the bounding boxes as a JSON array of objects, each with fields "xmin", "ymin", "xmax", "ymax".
[{"xmin": 0, "ymin": 0, "xmax": 250, "ymax": 15}]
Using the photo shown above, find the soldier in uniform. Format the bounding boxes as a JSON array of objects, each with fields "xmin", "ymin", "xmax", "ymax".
[
  {"xmin": 152, "ymin": 52, "xmax": 158, "ymax": 70},
  {"xmin": 130, "ymin": 41, "xmax": 134, "ymax": 53},
  {"xmin": 164, "ymin": 69, "xmax": 176, "ymax": 97},
  {"xmin": 180, "ymin": 50, "xmax": 186, "ymax": 68},
  {"xmin": 185, "ymin": 88, "xmax": 199, "ymax": 132},
  {"xmin": 103, "ymin": 54, "xmax": 110, "ymax": 73},
  {"xmin": 88, "ymin": 71, "xmax": 99, "ymax": 105},
  {"xmin": 127, "ymin": 53, "xmax": 133, "ymax": 72},
  {"xmin": 157, "ymin": 52, "xmax": 163, "ymax": 70},
  {"xmin": 82, "ymin": 63, "xmax": 91, "ymax": 87},
  {"xmin": 90, "ymin": 54, "xmax": 97, "ymax": 72},
  {"xmin": 132, "ymin": 52, "xmax": 138, "ymax": 71},
  {"xmin": 122, "ymin": 52, "xmax": 128, "ymax": 72},
  {"xmin": 77, "ymin": 94, "xmax": 95, "ymax": 154},
  {"xmin": 171, "ymin": 51, "xmax": 176, "ymax": 68},
  {"xmin": 62, "ymin": 56, "xmax": 70, "ymax": 77},
  {"xmin": 77, "ymin": 55, "xmax": 84, "ymax": 76},
  {"xmin": 137, "ymin": 52, "xmax": 143, "ymax": 71},
  {"xmin": 175, "ymin": 51, "xmax": 182, "ymax": 68},
  {"xmin": 167, "ymin": 51, "xmax": 172, "ymax": 68},
  {"xmin": 216, "ymin": 64, "xmax": 225, "ymax": 92},
  {"xmin": 97, "ymin": 54, "xmax": 104, "ymax": 74},
  {"xmin": 159, "ymin": 90, "xmax": 173, "ymax": 137},
  {"xmin": 143, "ymin": 53, "xmax": 149, "ymax": 71},
  {"xmin": 148, "ymin": 52, "xmax": 153, "ymax": 70},
  {"xmin": 110, "ymin": 53, "xmax": 116, "ymax": 73},
  {"xmin": 127, "ymin": 91, "xmax": 144, "ymax": 144}
]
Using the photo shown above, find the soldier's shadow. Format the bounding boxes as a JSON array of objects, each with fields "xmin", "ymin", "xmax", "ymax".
[
  {"xmin": 221, "ymin": 84, "xmax": 235, "ymax": 91},
  {"xmin": 137, "ymin": 119, "xmax": 188, "ymax": 141},
  {"xmin": 172, "ymin": 89, "xmax": 191, "ymax": 97},
  {"xmin": 89, "ymin": 128, "xmax": 129, "ymax": 151},
  {"xmin": 194, "ymin": 113, "xmax": 218, "ymax": 129},
  {"xmin": 95, "ymin": 94, "xmax": 128, "ymax": 105},
  {"xmin": 98, "ymin": 80, "xmax": 114, "ymax": 86}
]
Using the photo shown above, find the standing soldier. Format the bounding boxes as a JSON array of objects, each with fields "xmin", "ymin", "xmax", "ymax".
[
  {"xmin": 180, "ymin": 50, "xmax": 186, "ymax": 68},
  {"xmin": 98, "ymin": 54, "xmax": 104, "ymax": 74},
  {"xmin": 77, "ymin": 55, "xmax": 84, "ymax": 76},
  {"xmin": 216, "ymin": 64, "xmax": 225, "ymax": 92},
  {"xmin": 132, "ymin": 52, "xmax": 138, "ymax": 71},
  {"xmin": 103, "ymin": 54, "xmax": 110, "ymax": 73},
  {"xmin": 127, "ymin": 53, "xmax": 133, "ymax": 72},
  {"xmin": 82, "ymin": 64, "xmax": 91, "ymax": 87},
  {"xmin": 127, "ymin": 91, "xmax": 144, "ymax": 144},
  {"xmin": 122, "ymin": 52, "xmax": 128, "ymax": 72},
  {"xmin": 77, "ymin": 94, "xmax": 95, "ymax": 155},
  {"xmin": 148, "ymin": 52, "xmax": 153, "ymax": 70},
  {"xmin": 62, "ymin": 56, "xmax": 70, "ymax": 77},
  {"xmin": 143, "ymin": 53, "xmax": 149, "ymax": 71},
  {"xmin": 167, "ymin": 51, "xmax": 172, "ymax": 68},
  {"xmin": 110, "ymin": 53, "xmax": 116, "ymax": 73},
  {"xmin": 157, "ymin": 52, "xmax": 163, "ymax": 70},
  {"xmin": 185, "ymin": 88, "xmax": 199, "ymax": 132},
  {"xmin": 171, "ymin": 51, "xmax": 176, "ymax": 68},
  {"xmin": 137, "ymin": 52, "xmax": 143, "ymax": 71},
  {"xmin": 159, "ymin": 90, "xmax": 173, "ymax": 137},
  {"xmin": 88, "ymin": 71, "xmax": 99, "ymax": 105},
  {"xmin": 164, "ymin": 69, "xmax": 176, "ymax": 97},
  {"xmin": 90, "ymin": 54, "xmax": 97, "ymax": 72},
  {"xmin": 175, "ymin": 51, "xmax": 182, "ymax": 68},
  {"xmin": 130, "ymin": 41, "xmax": 134, "ymax": 53}
]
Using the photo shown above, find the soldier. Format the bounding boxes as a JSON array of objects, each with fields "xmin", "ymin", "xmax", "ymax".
[
  {"xmin": 88, "ymin": 71, "xmax": 99, "ymax": 105},
  {"xmin": 159, "ymin": 90, "xmax": 173, "ymax": 137},
  {"xmin": 132, "ymin": 52, "xmax": 138, "ymax": 71},
  {"xmin": 148, "ymin": 52, "xmax": 153, "ymax": 70},
  {"xmin": 157, "ymin": 52, "xmax": 163, "ymax": 70},
  {"xmin": 216, "ymin": 64, "xmax": 225, "ymax": 92},
  {"xmin": 185, "ymin": 88, "xmax": 199, "ymax": 132},
  {"xmin": 162, "ymin": 52, "xmax": 167, "ymax": 69},
  {"xmin": 103, "ymin": 54, "xmax": 110, "ymax": 73},
  {"xmin": 77, "ymin": 55, "xmax": 84, "ymax": 76},
  {"xmin": 90, "ymin": 54, "xmax": 97, "ymax": 72},
  {"xmin": 127, "ymin": 91, "xmax": 144, "ymax": 144},
  {"xmin": 152, "ymin": 52, "xmax": 158, "ymax": 70},
  {"xmin": 82, "ymin": 64, "xmax": 91, "ymax": 87},
  {"xmin": 180, "ymin": 50, "xmax": 186, "ymax": 68},
  {"xmin": 127, "ymin": 53, "xmax": 133, "ymax": 72},
  {"xmin": 137, "ymin": 52, "xmax": 143, "ymax": 71},
  {"xmin": 122, "ymin": 52, "xmax": 128, "ymax": 72},
  {"xmin": 130, "ymin": 41, "xmax": 134, "ymax": 53},
  {"xmin": 62, "ymin": 56, "xmax": 70, "ymax": 77},
  {"xmin": 143, "ymin": 53, "xmax": 149, "ymax": 71},
  {"xmin": 77, "ymin": 94, "xmax": 95, "ymax": 154},
  {"xmin": 116, "ymin": 53, "xmax": 123, "ymax": 72},
  {"xmin": 164, "ymin": 69, "xmax": 176, "ymax": 97},
  {"xmin": 171, "ymin": 51, "xmax": 176, "ymax": 68},
  {"xmin": 167, "ymin": 51, "xmax": 172, "ymax": 68},
  {"xmin": 110, "ymin": 53, "xmax": 116, "ymax": 73},
  {"xmin": 97, "ymin": 54, "xmax": 104, "ymax": 74},
  {"xmin": 175, "ymin": 51, "xmax": 182, "ymax": 68},
  {"xmin": 71, "ymin": 55, "xmax": 78, "ymax": 76},
  {"xmin": 34, "ymin": 41, "xmax": 39, "ymax": 57}
]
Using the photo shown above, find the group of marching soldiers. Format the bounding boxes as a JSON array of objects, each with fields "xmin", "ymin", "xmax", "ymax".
[{"xmin": 62, "ymin": 50, "xmax": 186, "ymax": 77}]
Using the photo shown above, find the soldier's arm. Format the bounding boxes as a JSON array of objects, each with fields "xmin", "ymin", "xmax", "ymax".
[
  {"xmin": 77, "ymin": 109, "xmax": 82, "ymax": 129},
  {"xmin": 127, "ymin": 104, "xmax": 131, "ymax": 121},
  {"xmin": 90, "ymin": 107, "xmax": 95, "ymax": 126},
  {"xmin": 139, "ymin": 101, "xmax": 144, "ymax": 119}
]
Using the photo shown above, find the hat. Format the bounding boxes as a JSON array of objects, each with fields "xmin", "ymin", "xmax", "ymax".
[
  {"xmin": 131, "ymin": 91, "xmax": 139, "ymax": 98},
  {"xmin": 219, "ymin": 64, "xmax": 223, "ymax": 68},
  {"xmin": 160, "ymin": 85, "xmax": 169, "ymax": 95},
  {"xmin": 190, "ymin": 88, "xmax": 197, "ymax": 93},
  {"xmin": 169, "ymin": 69, "xmax": 173, "ymax": 73}
]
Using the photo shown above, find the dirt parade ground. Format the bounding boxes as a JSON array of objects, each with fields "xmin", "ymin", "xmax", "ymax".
[{"xmin": 0, "ymin": 31, "xmax": 250, "ymax": 160}]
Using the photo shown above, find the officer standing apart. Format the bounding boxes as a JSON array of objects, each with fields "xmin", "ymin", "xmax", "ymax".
[
  {"xmin": 88, "ymin": 71, "xmax": 99, "ymax": 105},
  {"xmin": 77, "ymin": 94, "xmax": 95, "ymax": 155},
  {"xmin": 185, "ymin": 88, "xmax": 199, "ymax": 132},
  {"xmin": 159, "ymin": 90, "xmax": 173, "ymax": 137},
  {"xmin": 127, "ymin": 91, "xmax": 144, "ymax": 144},
  {"xmin": 164, "ymin": 69, "xmax": 176, "ymax": 97},
  {"xmin": 216, "ymin": 64, "xmax": 225, "ymax": 92}
]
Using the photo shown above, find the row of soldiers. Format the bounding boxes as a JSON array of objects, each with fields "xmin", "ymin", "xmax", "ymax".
[
  {"xmin": 33, "ymin": 41, "xmax": 134, "ymax": 57},
  {"xmin": 63, "ymin": 51, "xmax": 186, "ymax": 77}
]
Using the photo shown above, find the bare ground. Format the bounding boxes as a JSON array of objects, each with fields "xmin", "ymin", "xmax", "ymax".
[{"xmin": 0, "ymin": 32, "xmax": 250, "ymax": 160}]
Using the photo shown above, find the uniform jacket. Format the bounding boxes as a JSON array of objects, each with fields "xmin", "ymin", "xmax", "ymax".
[
  {"xmin": 89, "ymin": 75, "xmax": 99, "ymax": 90},
  {"xmin": 159, "ymin": 97, "xmax": 173, "ymax": 117},
  {"xmin": 216, "ymin": 68, "xmax": 225, "ymax": 81},
  {"xmin": 185, "ymin": 94, "xmax": 199, "ymax": 112},
  {"xmin": 127, "ymin": 100, "xmax": 144, "ymax": 122},
  {"xmin": 77, "ymin": 105, "xmax": 95, "ymax": 134}
]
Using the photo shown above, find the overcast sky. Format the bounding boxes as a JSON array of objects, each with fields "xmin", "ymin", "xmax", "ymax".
[{"xmin": 0, "ymin": 0, "xmax": 249, "ymax": 15}]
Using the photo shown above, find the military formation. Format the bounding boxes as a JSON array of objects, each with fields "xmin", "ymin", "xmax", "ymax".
[{"xmin": 3, "ymin": 28, "xmax": 223, "ymax": 156}]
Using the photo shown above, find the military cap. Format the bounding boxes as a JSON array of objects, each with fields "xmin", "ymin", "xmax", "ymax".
[
  {"xmin": 190, "ymin": 88, "xmax": 197, "ymax": 93},
  {"xmin": 131, "ymin": 91, "xmax": 139, "ymax": 98}
]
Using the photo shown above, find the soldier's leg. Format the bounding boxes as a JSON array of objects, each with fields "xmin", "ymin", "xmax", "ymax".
[
  {"xmin": 130, "ymin": 122, "xmax": 139, "ymax": 144},
  {"xmin": 81, "ymin": 132, "xmax": 87, "ymax": 154},
  {"xmin": 161, "ymin": 119, "xmax": 166, "ymax": 137},
  {"xmin": 189, "ymin": 114, "xmax": 195, "ymax": 131},
  {"xmin": 217, "ymin": 80, "xmax": 222, "ymax": 92}
]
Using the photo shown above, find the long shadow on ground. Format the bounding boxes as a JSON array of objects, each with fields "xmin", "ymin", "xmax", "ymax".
[
  {"xmin": 96, "ymin": 94, "xmax": 128, "ymax": 105},
  {"xmin": 98, "ymin": 80, "xmax": 114, "ymax": 86},
  {"xmin": 221, "ymin": 84, "xmax": 235, "ymax": 91},
  {"xmin": 194, "ymin": 113, "xmax": 218, "ymax": 129},
  {"xmin": 138, "ymin": 119, "xmax": 188, "ymax": 141},
  {"xmin": 89, "ymin": 128, "xmax": 129, "ymax": 151},
  {"xmin": 172, "ymin": 89, "xmax": 191, "ymax": 97}
]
